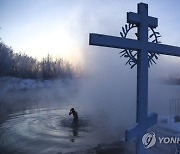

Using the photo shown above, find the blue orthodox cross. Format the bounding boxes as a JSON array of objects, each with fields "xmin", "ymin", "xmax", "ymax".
[{"xmin": 89, "ymin": 3, "xmax": 180, "ymax": 154}]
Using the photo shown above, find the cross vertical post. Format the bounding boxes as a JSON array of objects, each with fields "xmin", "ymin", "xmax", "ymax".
[
  {"xmin": 136, "ymin": 3, "xmax": 149, "ymax": 124},
  {"xmin": 126, "ymin": 3, "xmax": 158, "ymax": 153},
  {"xmin": 135, "ymin": 4, "xmax": 150, "ymax": 153}
]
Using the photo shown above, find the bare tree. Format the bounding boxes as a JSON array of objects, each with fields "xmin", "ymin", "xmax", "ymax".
[{"xmin": 0, "ymin": 41, "xmax": 78, "ymax": 79}]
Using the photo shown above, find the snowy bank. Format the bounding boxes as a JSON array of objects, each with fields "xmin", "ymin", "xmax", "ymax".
[{"xmin": 0, "ymin": 77, "xmax": 52, "ymax": 94}]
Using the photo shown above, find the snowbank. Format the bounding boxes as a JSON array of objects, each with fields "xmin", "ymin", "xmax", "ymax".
[{"xmin": 0, "ymin": 77, "xmax": 53, "ymax": 94}]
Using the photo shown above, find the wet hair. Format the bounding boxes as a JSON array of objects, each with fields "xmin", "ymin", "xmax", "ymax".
[{"xmin": 71, "ymin": 108, "xmax": 75, "ymax": 111}]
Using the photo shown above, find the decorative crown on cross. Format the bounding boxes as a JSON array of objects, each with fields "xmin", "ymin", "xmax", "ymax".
[{"xmin": 119, "ymin": 22, "xmax": 161, "ymax": 69}]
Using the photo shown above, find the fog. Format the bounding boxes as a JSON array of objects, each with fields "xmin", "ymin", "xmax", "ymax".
[
  {"xmin": 0, "ymin": 52, "xmax": 180, "ymax": 152},
  {"xmin": 65, "ymin": 0, "xmax": 180, "ymax": 139},
  {"xmin": 0, "ymin": 79, "xmax": 79, "ymax": 119},
  {"xmin": 72, "ymin": 42, "xmax": 180, "ymax": 138},
  {"xmin": 1, "ymin": 0, "xmax": 180, "ymax": 142},
  {"xmin": 2, "ymin": 52, "xmax": 180, "ymax": 139}
]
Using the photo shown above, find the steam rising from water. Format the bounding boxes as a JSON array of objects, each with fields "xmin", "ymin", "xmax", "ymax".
[
  {"xmin": 74, "ymin": 44, "xmax": 180, "ymax": 138},
  {"xmin": 0, "ymin": 108, "xmax": 122, "ymax": 153}
]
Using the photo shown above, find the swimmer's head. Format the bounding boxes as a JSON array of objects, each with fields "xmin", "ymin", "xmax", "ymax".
[{"xmin": 70, "ymin": 108, "xmax": 75, "ymax": 112}]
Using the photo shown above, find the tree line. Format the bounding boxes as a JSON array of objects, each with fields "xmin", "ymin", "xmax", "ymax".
[{"xmin": 0, "ymin": 41, "xmax": 78, "ymax": 79}]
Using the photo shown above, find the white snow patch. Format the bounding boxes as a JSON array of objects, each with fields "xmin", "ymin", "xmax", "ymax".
[{"xmin": 0, "ymin": 77, "xmax": 53, "ymax": 94}]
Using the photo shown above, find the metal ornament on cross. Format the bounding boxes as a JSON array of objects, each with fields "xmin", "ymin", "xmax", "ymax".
[
  {"xmin": 119, "ymin": 23, "xmax": 161, "ymax": 69},
  {"xmin": 89, "ymin": 2, "xmax": 180, "ymax": 154}
]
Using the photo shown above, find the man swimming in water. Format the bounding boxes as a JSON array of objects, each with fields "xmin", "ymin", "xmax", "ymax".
[{"xmin": 69, "ymin": 108, "xmax": 78, "ymax": 122}]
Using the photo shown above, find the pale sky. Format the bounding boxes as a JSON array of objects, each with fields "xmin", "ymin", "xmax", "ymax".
[{"xmin": 1, "ymin": 0, "xmax": 180, "ymax": 67}]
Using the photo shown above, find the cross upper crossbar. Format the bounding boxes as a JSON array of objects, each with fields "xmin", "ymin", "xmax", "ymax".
[
  {"xmin": 127, "ymin": 3, "xmax": 158, "ymax": 28},
  {"xmin": 127, "ymin": 12, "xmax": 158, "ymax": 28}
]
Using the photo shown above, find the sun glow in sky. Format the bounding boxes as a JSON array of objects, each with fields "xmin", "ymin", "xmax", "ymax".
[
  {"xmin": 1, "ymin": 0, "xmax": 180, "ymax": 67},
  {"xmin": 0, "ymin": 0, "xmax": 84, "ymax": 64},
  {"xmin": 20, "ymin": 25, "xmax": 81, "ymax": 62}
]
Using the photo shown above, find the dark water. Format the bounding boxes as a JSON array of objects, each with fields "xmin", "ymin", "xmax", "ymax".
[{"xmin": 0, "ymin": 108, "xmax": 119, "ymax": 154}]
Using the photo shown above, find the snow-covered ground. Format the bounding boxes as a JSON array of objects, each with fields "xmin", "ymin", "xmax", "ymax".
[
  {"xmin": 0, "ymin": 76, "xmax": 79, "ymax": 97},
  {"xmin": 0, "ymin": 77, "xmax": 53, "ymax": 94}
]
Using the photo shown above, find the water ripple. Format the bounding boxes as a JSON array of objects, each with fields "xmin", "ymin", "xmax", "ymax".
[{"xmin": 0, "ymin": 108, "xmax": 96, "ymax": 154}]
